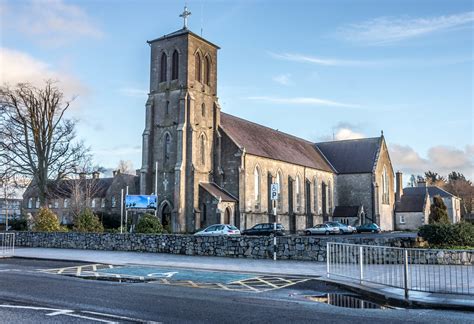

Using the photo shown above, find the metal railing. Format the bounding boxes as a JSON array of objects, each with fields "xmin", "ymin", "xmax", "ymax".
[
  {"xmin": 0, "ymin": 233, "xmax": 15, "ymax": 258},
  {"xmin": 327, "ymin": 242, "xmax": 473, "ymax": 297}
]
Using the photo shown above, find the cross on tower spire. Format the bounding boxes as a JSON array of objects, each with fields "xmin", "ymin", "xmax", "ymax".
[{"xmin": 179, "ymin": 5, "xmax": 192, "ymax": 29}]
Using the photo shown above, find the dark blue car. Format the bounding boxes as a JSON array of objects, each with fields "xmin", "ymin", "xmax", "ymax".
[{"xmin": 356, "ymin": 223, "xmax": 381, "ymax": 233}]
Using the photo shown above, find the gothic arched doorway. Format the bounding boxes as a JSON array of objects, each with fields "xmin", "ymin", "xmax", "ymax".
[
  {"xmin": 224, "ymin": 207, "xmax": 231, "ymax": 224},
  {"xmin": 159, "ymin": 201, "xmax": 172, "ymax": 230}
]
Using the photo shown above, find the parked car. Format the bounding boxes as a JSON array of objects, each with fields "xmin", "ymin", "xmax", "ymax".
[
  {"xmin": 194, "ymin": 224, "xmax": 241, "ymax": 236},
  {"xmin": 305, "ymin": 224, "xmax": 340, "ymax": 235},
  {"xmin": 242, "ymin": 223, "xmax": 285, "ymax": 236},
  {"xmin": 325, "ymin": 222, "xmax": 356, "ymax": 234},
  {"xmin": 356, "ymin": 223, "xmax": 381, "ymax": 233}
]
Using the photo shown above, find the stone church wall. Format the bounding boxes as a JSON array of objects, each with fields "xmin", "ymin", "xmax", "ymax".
[
  {"xmin": 374, "ymin": 141, "xmax": 395, "ymax": 231},
  {"xmin": 241, "ymin": 154, "xmax": 335, "ymax": 232},
  {"xmin": 336, "ymin": 173, "xmax": 373, "ymax": 222}
]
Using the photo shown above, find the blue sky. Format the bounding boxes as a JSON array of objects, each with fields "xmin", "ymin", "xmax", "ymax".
[{"xmin": 1, "ymin": 0, "xmax": 472, "ymax": 181}]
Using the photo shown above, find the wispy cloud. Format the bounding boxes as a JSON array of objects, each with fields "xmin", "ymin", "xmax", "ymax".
[
  {"xmin": 272, "ymin": 73, "xmax": 292, "ymax": 86},
  {"xmin": 336, "ymin": 11, "xmax": 474, "ymax": 45},
  {"xmin": 0, "ymin": 47, "xmax": 87, "ymax": 98},
  {"xmin": 269, "ymin": 52, "xmax": 377, "ymax": 67},
  {"xmin": 2, "ymin": 0, "xmax": 104, "ymax": 46},
  {"xmin": 246, "ymin": 96, "xmax": 360, "ymax": 108},
  {"xmin": 119, "ymin": 87, "xmax": 148, "ymax": 98}
]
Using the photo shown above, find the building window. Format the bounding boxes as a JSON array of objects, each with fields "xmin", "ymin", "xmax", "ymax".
[
  {"xmin": 200, "ymin": 134, "xmax": 206, "ymax": 165},
  {"xmin": 328, "ymin": 180, "xmax": 333, "ymax": 214},
  {"xmin": 171, "ymin": 50, "xmax": 179, "ymax": 80},
  {"xmin": 382, "ymin": 166, "xmax": 389, "ymax": 204},
  {"xmin": 28, "ymin": 198, "xmax": 33, "ymax": 209},
  {"xmin": 254, "ymin": 166, "xmax": 261, "ymax": 205},
  {"xmin": 160, "ymin": 53, "xmax": 167, "ymax": 82},
  {"xmin": 91, "ymin": 198, "xmax": 96, "ymax": 208},
  {"xmin": 195, "ymin": 52, "xmax": 202, "ymax": 82},
  {"xmin": 201, "ymin": 103, "xmax": 206, "ymax": 117},
  {"xmin": 165, "ymin": 101, "xmax": 170, "ymax": 115},
  {"xmin": 35, "ymin": 198, "xmax": 40, "ymax": 209},
  {"xmin": 399, "ymin": 214, "xmax": 405, "ymax": 224},
  {"xmin": 204, "ymin": 56, "xmax": 211, "ymax": 85},
  {"xmin": 295, "ymin": 175, "xmax": 302, "ymax": 211},
  {"xmin": 111, "ymin": 196, "xmax": 116, "ymax": 208},
  {"xmin": 164, "ymin": 133, "xmax": 171, "ymax": 165},
  {"xmin": 101, "ymin": 198, "xmax": 105, "ymax": 208},
  {"xmin": 314, "ymin": 177, "xmax": 319, "ymax": 214},
  {"xmin": 64, "ymin": 198, "xmax": 69, "ymax": 208},
  {"xmin": 54, "ymin": 199, "xmax": 59, "ymax": 209}
]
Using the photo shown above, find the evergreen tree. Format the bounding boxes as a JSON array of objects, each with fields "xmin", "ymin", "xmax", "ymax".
[
  {"xmin": 429, "ymin": 195, "xmax": 450, "ymax": 224},
  {"xmin": 135, "ymin": 213, "xmax": 163, "ymax": 234},
  {"xmin": 33, "ymin": 208, "xmax": 63, "ymax": 232},
  {"xmin": 74, "ymin": 208, "xmax": 104, "ymax": 233}
]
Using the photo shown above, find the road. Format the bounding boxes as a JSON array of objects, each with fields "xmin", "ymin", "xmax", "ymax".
[{"xmin": 0, "ymin": 258, "xmax": 471, "ymax": 324}]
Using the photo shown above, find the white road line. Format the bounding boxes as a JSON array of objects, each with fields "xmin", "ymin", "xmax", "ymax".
[
  {"xmin": 46, "ymin": 310, "xmax": 73, "ymax": 316},
  {"xmin": 64, "ymin": 313, "xmax": 117, "ymax": 323},
  {"xmin": 82, "ymin": 310, "xmax": 161, "ymax": 323},
  {"xmin": 0, "ymin": 305, "xmax": 65, "ymax": 312}
]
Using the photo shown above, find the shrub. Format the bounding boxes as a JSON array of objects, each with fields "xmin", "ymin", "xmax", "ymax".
[
  {"xmin": 33, "ymin": 208, "xmax": 64, "ymax": 232},
  {"xmin": 9, "ymin": 217, "xmax": 28, "ymax": 231},
  {"xmin": 429, "ymin": 195, "xmax": 450, "ymax": 224},
  {"xmin": 74, "ymin": 208, "xmax": 104, "ymax": 233},
  {"xmin": 418, "ymin": 222, "xmax": 474, "ymax": 247},
  {"xmin": 135, "ymin": 213, "xmax": 163, "ymax": 234},
  {"xmin": 98, "ymin": 212, "xmax": 121, "ymax": 229}
]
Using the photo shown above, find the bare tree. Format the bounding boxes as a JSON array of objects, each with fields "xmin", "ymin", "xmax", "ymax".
[
  {"xmin": 116, "ymin": 160, "xmax": 135, "ymax": 175},
  {"xmin": 0, "ymin": 81, "xmax": 88, "ymax": 206}
]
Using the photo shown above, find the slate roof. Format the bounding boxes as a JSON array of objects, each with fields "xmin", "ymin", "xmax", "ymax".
[
  {"xmin": 403, "ymin": 186, "xmax": 457, "ymax": 198},
  {"xmin": 200, "ymin": 182, "xmax": 237, "ymax": 202},
  {"xmin": 395, "ymin": 195, "xmax": 427, "ymax": 213},
  {"xmin": 315, "ymin": 137, "xmax": 381, "ymax": 174},
  {"xmin": 333, "ymin": 206, "xmax": 361, "ymax": 218},
  {"xmin": 220, "ymin": 113, "xmax": 334, "ymax": 173},
  {"xmin": 24, "ymin": 178, "xmax": 115, "ymax": 199}
]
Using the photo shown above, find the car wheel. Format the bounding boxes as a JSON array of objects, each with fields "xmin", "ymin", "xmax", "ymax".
[
  {"xmin": 325, "ymin": 231, "xmax": 330, "ymax": 235},
  {"xmin": 305, "ymin": 231, "xmax": 311, "ymax": 236}
]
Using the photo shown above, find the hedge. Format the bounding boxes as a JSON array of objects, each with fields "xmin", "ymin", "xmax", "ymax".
[{"xmin": 418, "ymin": 222, "xmax": 474, "ymax": 247}]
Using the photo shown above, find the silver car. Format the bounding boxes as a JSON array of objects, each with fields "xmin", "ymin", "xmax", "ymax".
[
  {"xmin": 194, "ymin": 224, "xmax": 241, "ymax": 236},
  {"xmin": 326, "ymin": 222, "xmax": 356, "ymax": 234},
  {"xmin": 305, "ymin": 224, "xmax": 340, "ymax": 236}
]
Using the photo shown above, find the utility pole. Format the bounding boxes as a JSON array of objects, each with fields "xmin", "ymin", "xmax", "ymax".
[
  {"xmin": 125, "ymin": 186, "xmax": 129, "ymax": 232},
  {"xmin": 120, "ymin": 188, "xmax": 124, "ymax": 234},
  {"xmin": 155, "ymin": 161, "xmax": 158, "ymax": 217}
]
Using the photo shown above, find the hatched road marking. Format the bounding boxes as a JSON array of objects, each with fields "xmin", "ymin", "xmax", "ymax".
[{"xmin": 39, "ymin": 264, "xmax": 313, "ymax": 293}]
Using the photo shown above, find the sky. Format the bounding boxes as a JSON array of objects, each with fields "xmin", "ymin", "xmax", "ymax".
[{"xmin": 1, "ymin": 0, "xmax": 473, "ymax": 183}]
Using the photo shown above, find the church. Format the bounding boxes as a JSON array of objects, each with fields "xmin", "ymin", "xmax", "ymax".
[{"xmin": 139, "ymin": 9, "xmax": 396, "ymax": 234}]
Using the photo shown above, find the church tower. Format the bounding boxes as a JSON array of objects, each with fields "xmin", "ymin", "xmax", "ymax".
[{"xmin": 140, "ymin": 7, "xmax": 220, "ymax": 233}]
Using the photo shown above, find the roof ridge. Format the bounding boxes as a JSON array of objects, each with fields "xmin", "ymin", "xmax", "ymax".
[{"xmin": 316, "ymin": 136, "xmax": 381, "ymax": 144}]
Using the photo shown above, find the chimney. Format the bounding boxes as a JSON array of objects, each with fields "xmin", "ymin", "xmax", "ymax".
[
  {"xmin": 395, "ymin": 171, "xmax": 403, "ymax": 202},
  {"xmin": 92, "ymin": 171, "xmax": 100, "ymax": 179},
  {"xmin": 417, "ymin": 178, "xmax": 426, "ymax": 187},
  {"xmin": 113, "ymin": 170, "xmax": 121, "ymax": 177},
  {"xmin": 79, "ymin": 172, "xmax": 86, "ymax": 180}
]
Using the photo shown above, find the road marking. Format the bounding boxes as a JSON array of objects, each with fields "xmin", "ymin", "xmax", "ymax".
[
  {"xmin": 47, "ymin": 309, "xmax": 73, "ymax": 316},
  {"xmin": 147, "ymin": 271, "xmax": 178, "ymax": 278}
]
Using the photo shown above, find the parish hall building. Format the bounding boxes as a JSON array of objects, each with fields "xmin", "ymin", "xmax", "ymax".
[{"xmin": 140, "ymin": 14, "xmax": 396, "ymax": 234}]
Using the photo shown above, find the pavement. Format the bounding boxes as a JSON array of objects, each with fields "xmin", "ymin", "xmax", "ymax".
[{"xmin": 12, "ymin": 247, "xmax": 474, "ymax": 311}]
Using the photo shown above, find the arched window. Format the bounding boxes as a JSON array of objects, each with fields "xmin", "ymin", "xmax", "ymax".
[
  {"xmin": 314, "ymin": 176, "xmax": 319, "ymax": 214},
  {"xmin": 201, "ymin": 103, "xmax": 206, "ymax": 117},
  {"xmin": 382, "ymin": 166, "xmax": 389, "ymax": 204},
  {"xmin": 204, "ymin": 56, "xmax": 211, "ymax": 85},
  {"xmin": 328, "ymin": 180, "xmax": 333, "ymax": 214},
  {"xmin": 164, "ymin": 133, "xmax": 171, "ymax": 164},
  {"xmin": 254, "ymin": 166, "xmax": 260, "ymax": 203},
  {"xmin": 160, "ymin": 53, "xmax": 167, "ymax": 82},
  {"xmin": 171, "ymin": 50, "xmax": 179, "ymax": 80},
  {"xmin": 295, "ymin": 175, "xmax": 301, "ymax": 210},
  {"xmin": 195, "ymin": 53, "xmax": 202, "ymax": 82},
  {"xmin": 165, "ymin": 101, "xmax": 170, "ymax": 115},
  {"xmin": 28, "ymin": 198, "xmax": 33, "ymax": 208},
  {"xmin": 200, "ymin": 134, "xmax": 206, "ymax": 165},
  {"xmin": 276, "ymin": 171, "xmax": 282, "ymax": 209}
]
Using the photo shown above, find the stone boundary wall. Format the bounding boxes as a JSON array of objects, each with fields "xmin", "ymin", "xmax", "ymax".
[{"xmin": 13, "ymin": 232, "xmax": 420, "ymax": 262}]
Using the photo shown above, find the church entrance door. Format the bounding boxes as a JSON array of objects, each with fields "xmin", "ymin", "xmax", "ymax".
[
  {"xmin": 224, "ymin": 207, "xmax": 231, "ymax": 224},
  {"xmin": 288, "ymin": 178, "xmax": 295, "ymax": 233},
  {"xmin": 161, "ymin": 202, "xmax": 172, "ymax": 230}
]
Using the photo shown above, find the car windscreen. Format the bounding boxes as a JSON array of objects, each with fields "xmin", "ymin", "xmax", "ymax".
[{"xmin": 227, "ymin": 225, "xmax": 239, "ymax": 230}]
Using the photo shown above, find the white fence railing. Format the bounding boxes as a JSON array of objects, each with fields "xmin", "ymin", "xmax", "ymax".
[
  {"xmin": 0, "ymin": 233, "xmax": 15, "ymax": 258},
  {"xmin": 327, "ymin": 242, "xmax": 473, "ymax": 297}
]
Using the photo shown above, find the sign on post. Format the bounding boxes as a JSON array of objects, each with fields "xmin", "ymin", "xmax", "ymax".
[
  {"xmin": 270, "ymin": 183, "xmax": 279, "ymax": 201},
  {"xmin": 125, "ymin": 195, "xmax": 158, "ymax": 210}
]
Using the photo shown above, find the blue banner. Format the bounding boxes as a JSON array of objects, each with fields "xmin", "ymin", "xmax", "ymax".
[{"xmin": 125, "ymin": 195, "xmax": 157, "ymax": 210}]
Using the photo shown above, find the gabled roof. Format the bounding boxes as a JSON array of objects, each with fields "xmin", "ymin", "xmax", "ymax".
[
  {"xmin": 333, "ymin": 206, "xmax": 362, "ymax": 218},
  {"xmin": 403, "ymin": 186, "xmax": 458, "ymax": 199},
  {"xmin": 395, "ymin": 194, "xmax": 427, "ymax": 213},
  {"xmin": 315, "ymin": 137, "xmax": 381, "ymax": 174},
  {"xmin": 200, "ymin": 182, "xmax": 237, "ymax": 202},
  {"xmin": 220, "ymin": 113, "xmax": 334, "ymax": 173}
]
